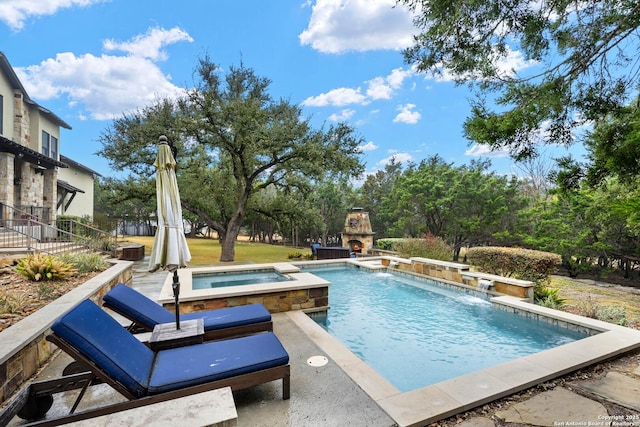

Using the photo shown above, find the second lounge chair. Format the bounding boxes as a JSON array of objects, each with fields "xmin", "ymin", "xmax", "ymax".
[{"xmin": 103, "ymin": 283, "xmax": 272, "ymax": 340}]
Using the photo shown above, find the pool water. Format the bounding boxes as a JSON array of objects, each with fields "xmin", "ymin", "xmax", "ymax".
[
  {"xmin": 307, "ymin": 267, "xmax": 588, "ymax": 392},
  {"xmin": 192, "ymin": 270, "xmax": 290, "ymax": 289}
]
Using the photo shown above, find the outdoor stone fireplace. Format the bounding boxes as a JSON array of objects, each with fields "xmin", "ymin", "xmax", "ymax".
[{"xmin": 341, "ymin": 208, "xmax": 375, "ymax": 254}]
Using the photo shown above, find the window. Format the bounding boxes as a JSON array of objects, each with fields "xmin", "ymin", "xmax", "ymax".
[
  {"xmin": 41, "ymin": 131, "xmax": 59, "ymax": 160},
  {"xmin": 42, "ymin": 130, "xmax": 50, "ymax": 157},
  {"xmin": 51, "ymin": 135, "xmax": 58, "ymax": 160},
  {"xmin": 0, "ymin": 94, "xmax": 3, "ymax": 135}
]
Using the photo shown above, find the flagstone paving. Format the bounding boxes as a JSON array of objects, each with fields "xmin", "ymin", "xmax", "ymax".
[
  {"xmin": 494, "ymin": 387, "xmax": 610, "ymax": 426},
  {"xmin": 572, "ymin": 371, "xmax": 640, "ymax": 412}
]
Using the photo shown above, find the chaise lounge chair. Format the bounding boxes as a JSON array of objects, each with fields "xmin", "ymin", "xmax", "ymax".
[
  {"xmin": 2, "ymin": 299, "xmax": 290, "ymax": 426},
  {"xmin": 103, "ymin": 283, "xmax": 273, "ymax": 340}
]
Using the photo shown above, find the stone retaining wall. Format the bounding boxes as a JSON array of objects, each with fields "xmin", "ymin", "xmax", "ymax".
[
  {"xmin": 165, "ymin": 286, "xmax": 329, "ymax": 314},
  {"xmin": 381, "ymin": 256, "xmax": 535, "ymax": 301},
  {"xmin": 0, "ymin": 261, "xmax": 133, "ymax": 404}
]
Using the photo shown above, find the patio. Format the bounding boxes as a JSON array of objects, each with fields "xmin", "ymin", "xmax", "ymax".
[
  {"xmin": 5, "ymin": 256, "xmax": 640, "ymax": 426},
  {"xmin": 5, "ymin": 259, "xmax": 395, "ymax": 427}
]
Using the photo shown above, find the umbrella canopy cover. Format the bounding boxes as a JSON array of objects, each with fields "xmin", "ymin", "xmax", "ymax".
[{"xmin": 148, "ymin": 136, "xmax": 191, "ymax": 272}]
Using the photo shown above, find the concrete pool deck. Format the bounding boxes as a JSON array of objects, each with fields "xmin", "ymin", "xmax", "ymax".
[
  {"xmin": 6, "ymin": 258, "xmax": 640, "ymax": 426},
  {"xmin": 289, "ymin": 308, "xmax": 640, "ymax": 426}
]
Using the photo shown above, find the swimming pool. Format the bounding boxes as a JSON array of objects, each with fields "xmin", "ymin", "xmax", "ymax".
[
  {"xmin": 160, "ymin": 258, "xmax": 640, "ymax": 425},
  {"xmin": 192, "ymin": 270, "xmax": 290, "ymax": 289},
  {"xmin": 307, "ymin": 266, "xmax": 587, "ymax": 392}
]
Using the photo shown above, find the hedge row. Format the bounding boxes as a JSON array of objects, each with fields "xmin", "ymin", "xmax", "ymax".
[
  {"xmin": 466, "ymin": 246, "xmax": 561, "ymax": 283},
  {"xmin": 376, "ymin": 238, "xmax": 405, "ymax": 251}
]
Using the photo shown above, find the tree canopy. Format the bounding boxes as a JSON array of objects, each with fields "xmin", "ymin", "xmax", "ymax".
[
  {"xmin": 97, "ymin": 56, "xmax": 364, "ymax": 261},
  {"xmin": 378, "ymin": 156, "xmax": 524, "ymax": 260},
  {"xmin": 399, "ymin": 0, "xmax": 640, "ymax": 159}
]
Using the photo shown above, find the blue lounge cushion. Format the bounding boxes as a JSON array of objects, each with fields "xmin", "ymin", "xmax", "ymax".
[
  {"xmin": 148, "ymin": 332, "xmax": 289, "ymax": 393},
  {"xmin": 181, "ymin": 304, "xmax": 271, "ymax": 330},
  {"xmin": 104, "ymin": 284, "xmax": 271, "ymax": 331},
  {"xmin": 51, "ymin": 300, "xmax": 154, "ymax": 397},
  {"xmin": 51, "ymin": 300, "xmax": 290, "ymax": 398}
]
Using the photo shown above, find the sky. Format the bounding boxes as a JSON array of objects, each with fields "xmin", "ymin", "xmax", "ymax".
[{"xmin": 0, "ymin": 0, "xmax": 586, "ymax": 180}]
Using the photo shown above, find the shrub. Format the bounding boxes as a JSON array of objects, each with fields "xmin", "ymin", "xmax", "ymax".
[
  {"xmin": 95, "ymin": 236, "xmax": 116, "ymax": 252},
  {"xmin": 57, "ymin": 252, "xmax": 108, "ymax": 274},
  {"xmin": 287, "ymin": 250, "xmax": 303, "ymax": 259},
  {"xmin": 37, "ymin": 282, "xmax": 58, "ymax": 301},
  {"xmin": 16, "ymin": 253, "xmax": 77, "ymax": 281},
  {"xmin": 534, "ymin": 285, "xmax": 565, "ymax": 308},
  {"xmin": 572, "ymin": 298, "xmax": 628, "ymax": 326},
  {"xmin": 466, "ymin": 246, "xmax": 560, "ymax": 284},
  {"xmin": 596, "ymin": 305, "xmax": 628, "ymax": 326},
  {"xmin": 394, "ymin": 235, "xmax": 452, "ymax": 261},
  {"xmin": 0, "ymin": 291, "xmax": 29, "ymax": 314},
  {"xmin": 574, "ymin": 296, "xmax": 599, "ymax": 318},
  {"xmin": 375, "ymin": 238, "xmax": 404, "ymax": 251}
]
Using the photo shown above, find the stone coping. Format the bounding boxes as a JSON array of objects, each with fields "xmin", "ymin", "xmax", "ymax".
[
  {"xmin": 289, "ymin": 296, "xmax": 640, "ymax": 427},
  {"xmin": 293, "ymin": 257, "xmax": 392, "ymax": 271},
  {"xmin": 0, "ymin": 260, "xmax": 133, "ymax": 366},
  {"xmin": 410, "ymin": 257, "xmax": 470, "ymax": 270},
  {"xmin": 462, "ymin": 271, "xmax": 534, "ymax": 287},
  {"xmin": 157, "ymin": 263, "xmax": 330, "ymax": 304}
]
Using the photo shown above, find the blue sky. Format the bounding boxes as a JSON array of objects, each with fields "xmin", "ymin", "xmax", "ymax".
[{"xmin": 1, "ymin": 0, "xmax": 585, "ymax": 180}]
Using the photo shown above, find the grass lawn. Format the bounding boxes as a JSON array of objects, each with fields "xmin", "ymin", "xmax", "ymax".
[
  {"xmin": 550, "ymin": 275, "xmax": 640, "ymax": 328},
  {"xmin": 119, "ymin": 235, "xmax": 311, "ymax": 265}
]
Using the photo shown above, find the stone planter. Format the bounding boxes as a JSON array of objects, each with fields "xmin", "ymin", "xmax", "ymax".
[{"xmin": 0, "ymin": 261, "xmax": 133, "ymax": 404}]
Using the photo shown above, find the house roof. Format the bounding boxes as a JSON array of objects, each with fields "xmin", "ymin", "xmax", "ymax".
[
  {"xmin": 0, "ymin": 51, "xmax": 72, "ymax": 130},
  {"xmin": 60, "ymin": 155, "xmax": 102, "ymax": 177},
  {"xmin": 0, "ymin": 135, "xmax": 68, "ymax": 169}
]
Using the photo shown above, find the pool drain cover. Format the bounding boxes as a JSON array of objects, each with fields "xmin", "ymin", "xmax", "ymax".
[{"xmin": 307, "ymin": 355, "xmax": 328, "ymax": 367}]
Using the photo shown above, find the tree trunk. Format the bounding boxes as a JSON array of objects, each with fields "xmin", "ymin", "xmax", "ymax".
[
  {"xmin": 220, "ymin": 205, "xmax": 246, "ymax": 261},
  {"xmin": 220, "ymin": 218, "xmax": 242, "ymax": 262},
  {"xmin": 453, "ymin": 246, "xmax": 461, "ymax": 262}
]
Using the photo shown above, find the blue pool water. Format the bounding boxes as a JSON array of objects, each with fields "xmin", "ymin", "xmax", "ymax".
[
  {"xmin": 306, "ymin": 266, "xmax": 588, "ymax": 392},
  {"xmin": 192, "ymin": 270, "xmax": 290, "ymax": 289}
]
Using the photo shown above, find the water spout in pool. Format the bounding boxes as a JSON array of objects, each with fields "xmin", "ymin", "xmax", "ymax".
[{"xmin": 478, "ymin": 279, "xmax": 492, "ymax": 293}]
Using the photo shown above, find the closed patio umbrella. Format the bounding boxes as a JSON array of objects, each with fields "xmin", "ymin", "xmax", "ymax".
[{"xmin": 148, "ymin": 135, "xmax": 191, "ymax": 329}]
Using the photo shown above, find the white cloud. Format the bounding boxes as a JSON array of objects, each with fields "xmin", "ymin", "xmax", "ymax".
[
  {"xmin": 393, "ymin": 103, "xmax": 421, "ymax": 124},
  {"xmin": 299, "ymin": 0, "xmax": 415, "ymax": 54},
  {"xmin": 103, "ymin": 27, "xmax": 193, "ymax": 61},
  {"xmin": 365, "ymin": 77, "xmax": 393, "ymax": 100},
  {"xmin": 328, "ymin": 109, "xmax": 356, "ymax": 121},
  {"xmin": 0, "ymin": 0, "xmax": 105, "ymax": 31},
  {"xmin": 465, "ymin": 143, "xmax": 510, "ymax": 158},
  {"xmin": 15, "ymin": 27, "xmax": 193, "ymax": 120},
  {"xmin": 386, "ymin": 66, "xmax": 414, "ymax": 89},
  {"xmin": 359, "ymin": 141, "xmax": 378, "ymax": 152},
  {"xmin": 379, "ymin": 152, "xmax": 412, "ymax": 165},
  {"xmin": 303, "ymin": 66, "xmax": 414, "ymax": 108},
  {"xmin": 301, "ymin": 87, "xmax": 367, "ymax": 107}
]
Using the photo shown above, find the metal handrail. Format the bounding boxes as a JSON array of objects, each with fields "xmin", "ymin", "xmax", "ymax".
[{"xmin": 0, "ymin": 203, "xmax": 117, "ymax": 257}]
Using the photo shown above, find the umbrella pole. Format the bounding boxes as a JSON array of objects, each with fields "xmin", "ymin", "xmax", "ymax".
[{"xmin": 172, "ymin": 270, "xmax": 181, "ymax": 329}]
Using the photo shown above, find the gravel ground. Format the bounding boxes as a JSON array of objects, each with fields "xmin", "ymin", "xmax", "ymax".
[{"xmin": 0, "ymin": 259, "xmax": 100, "ymax": 332}]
